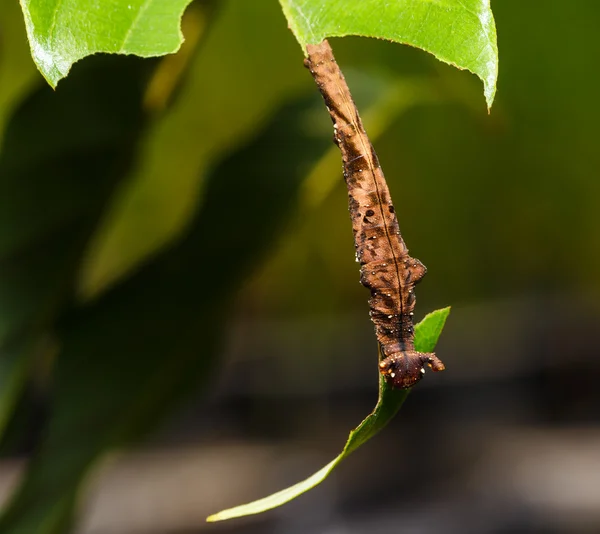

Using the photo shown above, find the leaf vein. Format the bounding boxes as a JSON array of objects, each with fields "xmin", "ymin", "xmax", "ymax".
[
  {"xmin": 120, "ymin": 0, "xmax": 153, "ymax": 52},
  {"xmin": 47, "ymin": 0, "xmax": 65, "ymax": 46}
]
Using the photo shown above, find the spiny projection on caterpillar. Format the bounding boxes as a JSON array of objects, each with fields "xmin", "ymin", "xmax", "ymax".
[{"xmin": 305, "ymin": 40, "xmax": 445, "ymax": 388}]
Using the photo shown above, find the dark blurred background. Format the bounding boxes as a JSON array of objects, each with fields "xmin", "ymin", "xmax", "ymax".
[{"xmin": 1, "ymin": 0, "xmax": 599, "ymax": 532}]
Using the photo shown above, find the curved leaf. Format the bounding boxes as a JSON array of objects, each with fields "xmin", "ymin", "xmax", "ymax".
[
  {"xmin": 279, "ymin": 0, "xmax": 498, "ymax": 108},
  {"xmin": 207, "ymin": 306, "xmax": 451, "ymax": 522},
  {"xmin": 19, "ymin": 0, "xmax": 192, "ymax": 87}
]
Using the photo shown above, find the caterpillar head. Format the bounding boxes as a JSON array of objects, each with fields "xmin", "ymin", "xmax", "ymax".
[{"xmin": 379, "ymin": 351, "xmax": 445, "ymax": 389}]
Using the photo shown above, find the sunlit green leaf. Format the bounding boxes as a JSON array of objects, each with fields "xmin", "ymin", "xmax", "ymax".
[
  {"xmin": 19, "ymin": 0, "xmax": 192, "ymax": 87},
  {"xmin": 207, "ymin": 307, "xmax": 451, "ymax": 522},
  {"xmin": 279, "ymin": 0, "xmax": 498, "ymax": 108}
]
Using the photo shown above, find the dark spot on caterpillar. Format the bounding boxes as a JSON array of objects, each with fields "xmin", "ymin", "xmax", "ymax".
[
  {"xmin": 370, "ymin": 145, "xmax": 380, "ymax": 167},
  {"xmin": 365, "ymin": 209, "xmax": 375, "ymax": 217},
  {"xmin": 389, "ymin": 205, "xmax": 395, "ymax": 213}
]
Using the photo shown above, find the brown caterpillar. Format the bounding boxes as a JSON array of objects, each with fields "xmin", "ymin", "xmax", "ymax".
[{"xmin": 305, "ymin": 40, "xmax": 444, "ymax": 388}]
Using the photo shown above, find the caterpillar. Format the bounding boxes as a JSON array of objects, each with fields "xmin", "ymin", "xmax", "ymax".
[{"xmin": 305, "ymin": 40, "xmax": 444, "ymax": 388}]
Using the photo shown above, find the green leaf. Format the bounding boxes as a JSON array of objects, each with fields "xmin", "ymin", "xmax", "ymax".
[
  {"xmin": 279, "ymin": 0, "xmax": 498, "ymax": 108},
  {"xmin": 207, "ymin": 306, "xmax": 451, "ymax": 522},
  {"xmin": 414, "ymin": 306, "xmax": 453, "ymax": 353},
  {"xmin": 19, "ymin": 0, "xmax": 192, "ymax": 87}
]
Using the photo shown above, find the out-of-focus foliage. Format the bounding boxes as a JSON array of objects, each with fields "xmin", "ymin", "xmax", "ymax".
[
  {"xmin": 0, "ymin": 0, "xmax": 318, "ymax": 530},
  {"xmin": 0, "ymin": 0, "xmax": 39, "ymax": 144},
  {"xmin": 0, "ymin": 49, "xmax": 156, "ymax": 534},
  {"xmin": 79, "ymin": 1, "xmax": 308, "ymax": 298},
  {"xmin": 1, "ymin": 0, "xmax": 600, "ymax": 532},
  {"xmin": 0, "ymin": 0, "xmax": 42, "ymax": 441}
]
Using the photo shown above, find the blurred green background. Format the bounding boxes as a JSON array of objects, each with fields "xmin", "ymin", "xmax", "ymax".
[{"xmin": 1, "ymin": 0, "xmax": 600, "ymax": 532}]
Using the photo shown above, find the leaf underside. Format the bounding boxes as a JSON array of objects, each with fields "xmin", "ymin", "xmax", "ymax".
[
  {"xmin": 207, "ymin": 306, "xmax": 450, "ymax": 522},
  {"xmin": 279, "ymin": 0, "xmax": 498, "ymax": 108}
]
